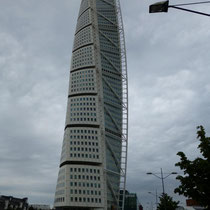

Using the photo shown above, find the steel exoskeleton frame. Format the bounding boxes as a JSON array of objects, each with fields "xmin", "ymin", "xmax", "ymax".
[
  {"xmin": 116, "ymin": 0, "xmax": 128, "ymax": 210},
  {"xmin": 97, "ymin": 0, "xmax": 128, "ymax": 210},
  {"xmin": 91, "ymin": 0, "xmax": 128, "ymax": 208}
]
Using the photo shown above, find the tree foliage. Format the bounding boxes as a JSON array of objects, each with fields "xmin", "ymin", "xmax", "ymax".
[
  {"xmin": 157, "ymin": 193, "xmax": 179, "ymax": 210},
  {"xmin": 174, "ymin": 125, "xmax": 210, "ymax": 209}
]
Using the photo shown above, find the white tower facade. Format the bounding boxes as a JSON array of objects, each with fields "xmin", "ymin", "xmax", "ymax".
[{"xmin": 54, "ymin": 1, "xmax": 128, "ymax": 209}]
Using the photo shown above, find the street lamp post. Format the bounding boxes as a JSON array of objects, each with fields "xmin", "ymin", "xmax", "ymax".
[
  {"xmin": 147, "ymin": 168, "xmax": 177, "ymax": 195},
  {"xmin": 161, "ymin": 168, "xmax": 165, "ymax": 194},
  {"xmin": 149, "ymin": 0, "xmax": 210, "ymax": 17},
  {"xmin": 148, "ymin": 190, "xmax": 158, "ymax": 209},
  {"xmin": 147, "ymin": 169, "xmax": 177, "ymax": 210}
]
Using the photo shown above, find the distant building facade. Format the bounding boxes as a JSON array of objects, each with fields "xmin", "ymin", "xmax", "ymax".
[
  {"xmin": 0, "ymin": 195, "xmax": 28, "ymax": 210},
  {"xmin": 186, "ymin": 199, "xmax": 200, "ymax": 207},
  {"xmin": 119, "ymin": 191, "xmax": 140, "ymax": 210},
  {"xmin": 185, "ymin": 199, "xmax": 205, "ymax": 210},
  {"xmin": 176, "ymin": 199, "xmax": 205, "ymax": 210},
  {"xmin": 30, "ymin": 205, "xmax": 50, "ymax": 210},
  {"xmin": 124, "ymin": 192, "xmax": 138, "ymax": 210}
]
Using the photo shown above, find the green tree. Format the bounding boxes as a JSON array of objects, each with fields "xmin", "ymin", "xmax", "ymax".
[
  {"xmin": 157, "ymin": 193, "xmax": 179, "ymax": 210},
  {"xmin": 174, "ymin": 125, "xmax": 210, "ymax": 209}
]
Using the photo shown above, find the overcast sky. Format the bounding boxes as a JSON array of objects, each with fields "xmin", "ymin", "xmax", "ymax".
[{"xmin": 0, "ymin": 0, "xmax": 210, "ymax": 208}]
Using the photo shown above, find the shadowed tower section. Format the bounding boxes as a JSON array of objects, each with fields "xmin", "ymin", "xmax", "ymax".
[{"xmin": 54, "ymin": 0, "xmax": 128, "ymax": 209}]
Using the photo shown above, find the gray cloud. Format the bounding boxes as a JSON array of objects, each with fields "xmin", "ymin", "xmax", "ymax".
[{"xmin": 0, "ymin": 0, "xmax": 210, "ymax": 208}]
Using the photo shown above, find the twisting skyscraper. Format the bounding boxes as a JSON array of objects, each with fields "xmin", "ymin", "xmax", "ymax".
[{"xmin": 54, "ymin": 0, "xmax": 128, "ymax": 209}]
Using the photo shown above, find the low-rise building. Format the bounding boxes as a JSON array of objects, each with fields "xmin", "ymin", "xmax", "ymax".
[
  {"xmin": 30, "ymin": 205, "xmax": 50, "ymax": 210},
  {"xmin": 0, "ymin": 195, "xmax": 28, "ymax": 210},
  {"xmin": 185, "ymin": 199, "xmax": 205, "ymax": 210},
  {"xmin": 119, "ymin": 190, "xmax": 141, "ymax": 210},
  {"xmin": 176, "ymin": 199, "xmax": 205, "ymax": 210}
]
